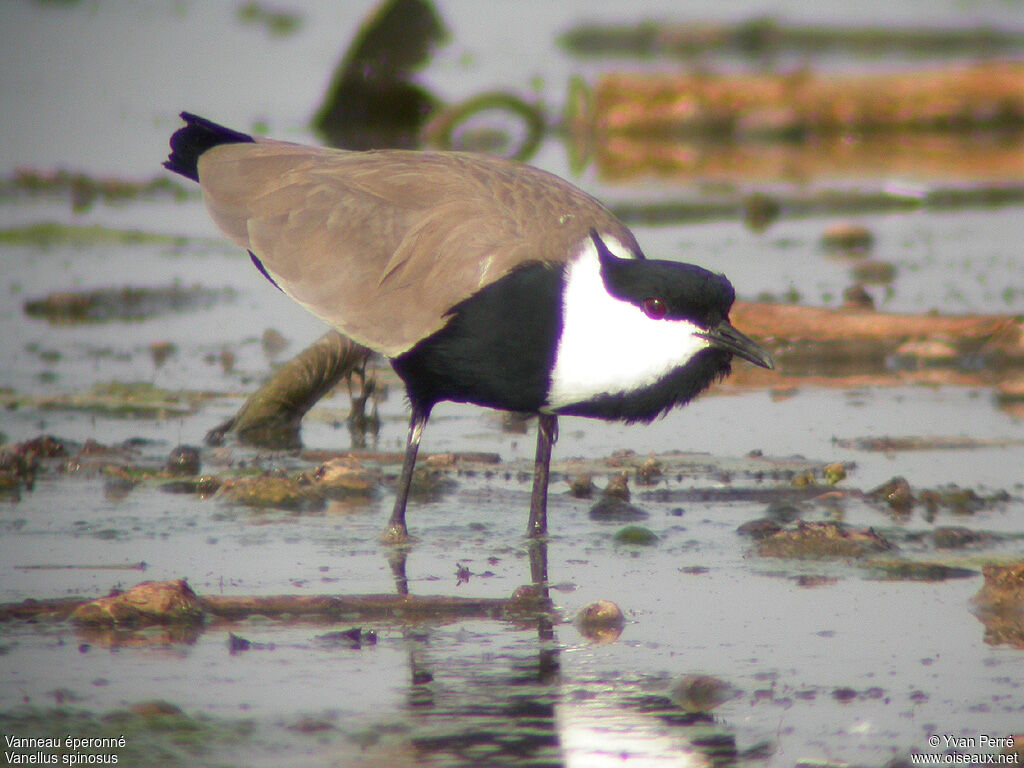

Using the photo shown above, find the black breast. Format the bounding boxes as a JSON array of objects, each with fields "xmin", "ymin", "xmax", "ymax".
[
  {"xmin": 554, "ymin": 349, "xmax": 733, "ymax": 424},
  {"xmin": 392, "ymin": 262, "xmax": 564, "ymax": 414}
]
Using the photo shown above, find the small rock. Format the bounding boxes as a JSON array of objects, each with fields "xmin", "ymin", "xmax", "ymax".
[
  {"xmin": 764, "ymin": 502, "xmax": 802, "ymax": 523},
  {"xmin": 71, "ymin": 579, "xmax": 204, "ymax": 627},
  {"xmin": 148, "ymin": 341, "xmax": 177, "ymax": 368},
  {"xmin": 670, "ymin": 674, "xmax": 741, "ymax": 714},
  {"xmin": 408, "ymin": 466, "xmax": 457, "ymax": 501},
  {"xmin": 868, "ymin": 476, "xmax": 914, "ymax": 513},
  {"xmin": 18, "ymin": 435, "xmax": 68, "ymax": 459},
  {"xmin": 832, "ymin": 686, "xmax": 858, "ymax": 703},
  {"xmin": 568, "ymin": 473, "xmax": 595, "ymax": 499},
  {"xmin": 823, "ymin": 462, "xmax": 846, "ymax": 485},
  {"xmin": 974, "ymin": 562, "xmax": 1024, "ymax": 612},
  {"xmin": 216, "ymin": 472, "xmax": 326, "ymax": 512},
  {"xmin": 636, "ymin": 457, "xmax": 663, "ymax": 485},
  {"xmin": 791, "ymin": 470, "xmax": 816, "ymax": 488},
  {"xmin": 165, "ymin": 445, "xmax": 200, "ymax": 476},
  {"xmin": 742, "ymin": 192, "xmax": 780, "ymax": 233},
  {"xmin": 603, "ymin": 471, "xmax": 630, "ymax": 501},
  {"xmin": 589, "ymin": 496, "xmax": 648, "ymax": 522},
  {"xmin": 842, "ymin": 284, "xmax": 875, "ymax": 309},
  {"xmin": 129, "ymin": 700, "xmax": 182, "ymax": 717},
  {"xmin": 508, "ymin": 584, "xmax": 549, "ymax": 613},
  {"xmin": 501, "ymin": 412, "xmax": 531, "ymax": 434},
  {"xmin": 288, "ymin": 716, "xmax": 336, "ymax": 733},
  {"xmin": 261, "ymin": 327, "xmax": 289, "ymax": 357},
  {"xmin": 575, "ymin": 600, "xmax": 625, "ymax": 643},
  {"xmin": 794, "ymin": 574, "xmax": 838, "ymax": 588},
  {"xmin": 312, "ymin": 457, "xmax": 378, "ymax": 498},
  {"xmin": 736, "ymin": 518, "xmax": 782, "ymax": 540}
]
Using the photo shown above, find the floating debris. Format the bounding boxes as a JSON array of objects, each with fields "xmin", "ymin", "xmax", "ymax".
[
  {"xmin": 837, "ymin": 435, "xmax": 1024, "ymax": 452},
  {"xmin": 821, "ymin": 223, "xmax": 874, "ymax": 255},
  {"xmin": 236, "ymin": 1, "xmax": 302, "ymax": 37},
  {"xmin": 23, "ymin": 284, "xmax": 233, "ymax": 324},
  {"xmin": 932, "ymin": 526, "xmax": 991, "ymax": 549},
  {"xmin": 756, "ymin": 521, "xmax": 894, "ymax": 559},
  {"xmin": 863, "ymin": 559, "xmax": 976, "ymax": 582},
  {"xmin": 851, "ymin": 260, "xmax": 897, "ymax": 285},
  {"xmin": 316, "ymin": 627, "xmax": 378, "ymax": 649}
]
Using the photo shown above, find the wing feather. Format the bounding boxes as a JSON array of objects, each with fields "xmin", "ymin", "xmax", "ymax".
[{"xmin": 197, "ymin": 140, "xmax": 639, "ymax": 356}]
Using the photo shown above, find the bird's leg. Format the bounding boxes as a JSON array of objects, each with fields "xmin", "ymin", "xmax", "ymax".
[
  {"xmin": 527, "ymin": 413, "xmax": 558, "ymax": 538},
  {"xmin": 382, "ymin": 408, "xmax": 428, "ymax": 545}
]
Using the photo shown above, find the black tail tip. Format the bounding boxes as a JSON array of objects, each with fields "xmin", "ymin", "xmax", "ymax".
[{"xmin": 164, "ymin": 111, "xmax": 255, "ymax": 182}]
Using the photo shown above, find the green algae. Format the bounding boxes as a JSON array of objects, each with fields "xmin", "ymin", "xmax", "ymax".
[
  {"xmin": 613, "ymin": 525, "xmax": 659, "ymax": 546},
  {"xmin": 0, "ymin": 222, "xmax": 189, "ymax": 249},
  {"xmin": 0, "ymin": 169, "xmax": 193, "ymax": 211},
  {"xmin": 4, "ymin": 381, "xmax": 220, "ymax": 419},
  {"xmin": 23, "ymin": 283, "xmax": 235, "ymax": 324}
]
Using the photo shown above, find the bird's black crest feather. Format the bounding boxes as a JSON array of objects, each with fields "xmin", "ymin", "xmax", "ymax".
[{"xmin": 163, "ymin": 112, "xmax": 254, "ymax": 182}]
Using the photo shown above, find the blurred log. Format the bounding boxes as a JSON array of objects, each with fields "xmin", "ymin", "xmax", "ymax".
[
  {"xmin": 596, "ymin": 133, "xmax": 1024, "ymax": 184},
  {"xmin": 201, "ymin": 593, "xmax": 521, "ymax": 622},
  {"xmin": 732, "ymin": 301, "xmax": 1024, "ymax": 356},
  {"xmin": 593, "ymin": 62, "xmax": 1024, "ymax": 140},
  {"xmin": 561, "ymin": 18, "xmax": 1024, "ymax": 60},
  {"xmin": 0, "ymin": 589, "xmax": 540, "ymax": 625}
]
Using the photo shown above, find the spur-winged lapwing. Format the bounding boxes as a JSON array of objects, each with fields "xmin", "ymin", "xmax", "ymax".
[{"xmin": 165, "ymin": 112, "xmax": 773, "ymax": 543}]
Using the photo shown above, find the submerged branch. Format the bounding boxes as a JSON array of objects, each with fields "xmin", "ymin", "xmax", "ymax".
[{"xmin": 207, "ymin": 330, "xmax": 372, "ymax": 449}]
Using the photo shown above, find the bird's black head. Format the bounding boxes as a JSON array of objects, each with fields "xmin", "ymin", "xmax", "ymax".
[
  {"xmin": 544, "ymin": 230, "xmax": 772, "ymax": 423},
  {"xmin": 590, "ymin": 230, "xmax": 773, "ymax": 371},
  {"xmin": 594, "ymin": 230, "xmax": 735, "ymax": 329}
]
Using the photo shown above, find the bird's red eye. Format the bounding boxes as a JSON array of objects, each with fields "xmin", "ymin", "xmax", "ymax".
[{"xmin": 642, "ymin": 297, "xmax": 667, "ymax": 319}]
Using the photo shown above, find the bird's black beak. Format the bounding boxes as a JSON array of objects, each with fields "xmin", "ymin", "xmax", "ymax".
[{"xmin": 698, "ymin": 321, "xmax": 775, "ymax": 369}]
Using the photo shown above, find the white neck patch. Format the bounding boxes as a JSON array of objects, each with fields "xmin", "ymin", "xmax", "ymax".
[{"xmin": 546, "ymin": 235, "xmax": 711, "ymax": 411}]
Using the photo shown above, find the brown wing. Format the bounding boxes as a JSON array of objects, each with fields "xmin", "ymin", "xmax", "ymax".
[{"xmin": 196, "ymin": 140, "xmax": 639, "ymax": 356}]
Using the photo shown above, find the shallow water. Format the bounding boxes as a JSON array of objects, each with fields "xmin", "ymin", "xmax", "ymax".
[{"xmin": 3, "ymin": 3, "xmax": 1024, "ymax": 767}]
